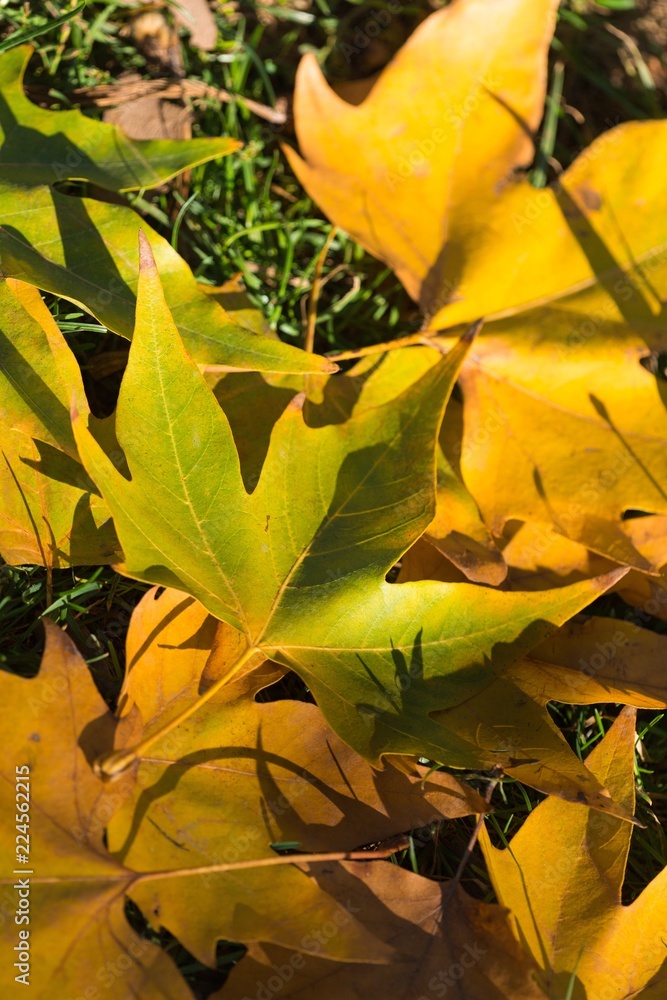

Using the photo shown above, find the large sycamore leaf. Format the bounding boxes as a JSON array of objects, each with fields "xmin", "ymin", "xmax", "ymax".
[
  {"xmin": 206, "ymin": 378, "xmax": 667, "ymax": 790},
  {"xmin": 73, "ymin": 237, "xmax": 630, "ymax": 814},
  {"xmin": 433, "ymin": 132, "xmax": 667, "ymax": 566},
  {"xmin": 480, "ymin": 708, "xmax": 667, "ymax": 998},
  {"xmin": 289, "ymin": 0, "xmax": 667, "ymax": 566},
  {"xmin": 448, "ymin": 299, "xmax": 667, "ymax": 573},
  {"xmin": 107, "ymin": 585, "xmax": 489, "ymax": 966},
  {"xmin": 0, "ymin": 620, "xmax": 193, "ymax": 1000},
  {"xmin": 0, "ymin": 619, "xmax": 394, "ymax": 999},
  {"xmin": 221, "ymin": 860, "xmax": 544, "ymax": 1000},
  {"xmin": 0, "ymin": 47, "xmax": 332, "ymax": 374},
  {"xmin": 286, "ymin": 0, "xmax": 557, "ymax": 308},
  {"xmin": 0, "ymin": 277, "xmax": 119, "ymax": 566}
]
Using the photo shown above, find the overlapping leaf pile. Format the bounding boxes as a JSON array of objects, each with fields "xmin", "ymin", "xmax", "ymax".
[
  {"xmin": 290, "ymin": 0, "xmax": 667, "ymax": 576},
  {"xmin": 2, "ymin": 1, "xmax": 667, "ymax": 995},
  {"xmin": 0, "ymin": 49, "xmax": 334, "ymax": 569}
]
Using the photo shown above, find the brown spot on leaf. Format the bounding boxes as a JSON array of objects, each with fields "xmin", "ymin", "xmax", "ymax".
[
  {"xmin": 288, "ymin": 392, "xmax": 306, "ymax": 412},
  {"xmin": 579, "ymin": 186, "xmax": 602, "ymax": 211}
]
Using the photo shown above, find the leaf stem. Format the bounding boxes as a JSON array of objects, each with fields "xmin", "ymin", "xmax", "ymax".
[
  {"xmin": 5, "ymin": 839, "xmax": 410, "ymax": 887},
  {"xmin": 304, "ymin": 226, "xmax": 338, "ymax": 353},
  {"xmin": 131, "ymin": 838, "xmax": 410, "ymax": 884},
  {"xmin": 440, "ymin": 772, "xmax": 499, "ymax": 912},
  {"xmin": 326, "ymin": 330, "xmax": 445, "ymax": 363},
  {"xmin": 94, "ymin": 644, "xmax": 262, "ymax": 779},
  {"xmin": 326, "ymin": 319, "xmax": 483, "ymax": 363}
]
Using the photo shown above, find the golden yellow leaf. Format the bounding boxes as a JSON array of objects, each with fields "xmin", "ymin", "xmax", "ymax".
[
  {"xmin": 290, "ymin": 0, "xmax": 667, "ymax": 571},
  {"xmin": 452, "ymin": 316, "xmax": 667, "ymax": 572},
  {"xmin": 108, "ymin": 586, "xmax": 490, "ymax": 964},
  {"xmin": 0, "ymin": 279, "xmax": 119, "ymax": 567},
  {"xmin": 119, "ymin": 585, "xmax": 281, "ymax": 726},
  {"xmin": 0, "ymin": 621, "xmax": 192, "ymax": 999},
  {"xmin": 480, "ymin": 708, "xmax": 667, "ymax": 998},
  {"xmin": 0, "ymin": 615, "xmax": 403, "ymax": 996},
  {"xmin": 287, "ymin": 0, "xmax": 557, "ymax": 310},
  {"xmin": 221, "ymin": 860, "xmax": 544, "ymax": 999}
]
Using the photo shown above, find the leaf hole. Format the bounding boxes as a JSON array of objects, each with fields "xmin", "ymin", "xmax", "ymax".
[{"xmin": 640, "ymin": 353, "xmax": 667, "ymax": 381}]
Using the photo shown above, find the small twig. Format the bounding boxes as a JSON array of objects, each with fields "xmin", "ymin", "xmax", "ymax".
[
  {"xmin": 45, "ymin": 566, "xmax": 53, "ymax": 611},
  {"xmin": 270, "ymin": 183, "xmax": 298, "ymax": 203},
  {"xmin": 330, "ymin": 270, "xmax": 361, "ymax": 312},
  {"xmin": 440, "ymin": 772, "xmax": 499, "ymax": 913},
  {"xmin": 605, "ymin": 23, "xmax": 656, "ymax": 92},
  {"xmin": 304, "ymin": 226, "xmax": 338, "ymax": 353},
  {"xmin": 327, "ymin": 318, "xmax": 484, "ymax": 363},
  {"xmin": 327, "ymin": 329, "xmax": 442, "ymax": 363},
  {"xmin": 25, "ymin": 78, "xmax": 286, "ymax": 125}
]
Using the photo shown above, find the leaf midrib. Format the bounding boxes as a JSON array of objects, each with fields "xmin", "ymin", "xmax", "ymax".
[{"xmin": 251, "ymin": 385, "xmax": 439, "ymax": 647}]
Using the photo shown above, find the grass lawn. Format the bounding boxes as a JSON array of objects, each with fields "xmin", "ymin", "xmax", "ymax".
[{"xmin": 2, "ymin": 0, "xmax": 667, "ymax": 993}]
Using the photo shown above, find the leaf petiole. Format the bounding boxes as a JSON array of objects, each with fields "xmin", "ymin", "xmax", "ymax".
[{"xmin": 95, "ymin": 643, "xmax": 263, "ymax": 779}]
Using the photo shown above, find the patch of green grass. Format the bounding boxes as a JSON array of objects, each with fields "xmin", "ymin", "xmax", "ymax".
[{"xmin": 0, "ymin": 563, "xmax": 149, "ymax": 701}]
